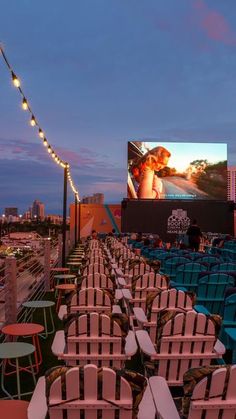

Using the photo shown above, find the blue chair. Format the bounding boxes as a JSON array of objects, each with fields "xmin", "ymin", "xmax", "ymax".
[
  {"xmin": 161, "ymin": 256, "xmax": 191, "ymax": 278},
  {"xmin": 211, "ymin": 262, "xmax": 236, "ymax": 272},
  {"xmin": 196, "ymin": 273, "xmax": 235, "ymax": 315},
  {"xmin": 220, "ymin": 293, "xmax": 236, "ymax": 351},
  {"xmin": 172, "ymin": 262, "xmax": 208, "ymax": 292},
  {"xmin": 195, "ymin": 255, "xmax": 221, "ymax": 264}
]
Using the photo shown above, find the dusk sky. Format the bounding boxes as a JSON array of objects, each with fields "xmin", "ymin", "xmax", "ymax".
[{"xmin": 1, "ymin": 0, "xmax": 236, "ymax": 214}]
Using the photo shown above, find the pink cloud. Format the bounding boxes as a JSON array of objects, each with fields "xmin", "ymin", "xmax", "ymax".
[{"xmin": 193, "ymin": 0, "xmax": 236, "ymax": 45}]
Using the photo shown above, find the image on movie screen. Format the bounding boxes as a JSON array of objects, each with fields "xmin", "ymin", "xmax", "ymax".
[{"xmin": 127, "ymin": 141, "xmax": 227, "ymax": 200}]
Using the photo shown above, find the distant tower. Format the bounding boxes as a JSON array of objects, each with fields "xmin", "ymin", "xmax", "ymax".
[{"xmin": 32, "ymin": 200, "xmax": 45, "ymax": 220}]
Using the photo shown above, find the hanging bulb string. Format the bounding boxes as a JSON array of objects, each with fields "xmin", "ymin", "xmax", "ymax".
[{"xmin": 0, "ymin": 45, "xmax": 79, "ymax": 197}]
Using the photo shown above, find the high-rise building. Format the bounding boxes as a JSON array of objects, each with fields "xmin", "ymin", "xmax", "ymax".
[
  {"xmin": 82, "ymin": 193, "xmax": 104, "ymax": 204},
  {"xmin": 32, "ymin": 200, "xmax": 45, "ymax": 220},
  {"xmin": 4, "ymin": 207, "xmax": 18, "ymax": 217},
  {"xmin": 227, "ymin": 167, "xmax": 236, "ymax": 202}
]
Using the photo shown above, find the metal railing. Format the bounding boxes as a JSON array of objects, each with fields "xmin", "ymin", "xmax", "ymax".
[{"xmin": 0, "ymin": 236, "xmax": 61, "ymax": 327}]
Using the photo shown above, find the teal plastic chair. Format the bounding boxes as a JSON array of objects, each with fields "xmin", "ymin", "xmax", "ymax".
[
  {"xmin": 197, "ymin": 273, "xmax": 235, "ymax": 315},
  {"xmin": 172, "ymin": 262, "xmax": 208, "ymax": 292},
  {"xmin": 220, "ymin": 293, "xmax": 236, "ymax": 349},
  {"xmin": 211, "ymin": 262, "xmax": 236, "ymax": 272},
  {"xmin": 161, "ymin": 256, "xmax": 191, "ymax": 278}
]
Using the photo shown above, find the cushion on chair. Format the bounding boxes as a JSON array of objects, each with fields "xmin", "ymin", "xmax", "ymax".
[
  {"xmin": 181, "ymin": 365, "xmax": 232, "ymax": 418},
  {"xmin": 45, "ymin": 365, "xmax": 147, "ymax": 418}
]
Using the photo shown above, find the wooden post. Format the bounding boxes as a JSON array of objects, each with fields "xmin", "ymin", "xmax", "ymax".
[{"xmin": 5, "ymin": 257, "xmax": 17, "ymax": 324}]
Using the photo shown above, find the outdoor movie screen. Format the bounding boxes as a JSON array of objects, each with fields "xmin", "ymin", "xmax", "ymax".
[{"xmin": 127, "ymin": 141, "xmax": 227, "ymax": 201}]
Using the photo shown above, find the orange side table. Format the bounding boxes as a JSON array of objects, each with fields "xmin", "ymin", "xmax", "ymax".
[
  {"xmin": 55, "ymin": 283, "xmax": 76, "ymax": 312},
  {"xmin": 2, "ymin": 323, "xmax": 44, "ymax": 374}
]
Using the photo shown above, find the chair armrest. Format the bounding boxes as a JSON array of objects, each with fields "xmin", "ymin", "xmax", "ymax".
[
  {"xmin": 122, "ymin": 289, "xmax": 132, "ymax": 300},
  {"xmin": 149, "ymin": 376, "xmax": 180, "ymax": 419},
  {"xmin": 112, "ymin": 305, "xmax": 122, "ymax": 314},
  {"xmin": 136, "ymin": 330, "xmax": 156, "ymax": 356},
  {"xmin": 133, "ymin": 307, "xmax": 148, "ymax": 324},
  {"xmin": 124, "ymin": 330, "xmax": 138, "ymax": 356},
  {"xmin": 51, "ymin": 330, "xmax": 65, "ymax": 356},
  {"xmin": 137, "ymin": 382, "xmax": 156, "ymax": 419},
  {"xmin": 115, "ymin": 289, "xmax": 123, "ymax": 300},
  {"xmin": 214, "ymin": 339, "xmax": 226, "ymax": 355},
  {"xmin": 58, "ymin": 304, "xmax": 67, "ymax": 320},
  {"xmin": 117, "ymin": 277, "xmax": 126, "ymax": 286},
  {"xmin": 28, "ymin": 377, "xmax": 47, "ymax": 419}
]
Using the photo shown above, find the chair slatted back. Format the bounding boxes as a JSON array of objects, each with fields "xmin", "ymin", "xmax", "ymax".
[
  {"xmin": 148, "ymin": 289, "xmax": 194, "ymax": 342},
  {"xmin": 174, "ymin": 262, "xmax": 208, "ymax": 291},
  {"xmin": 132, "ymin": 273, "xmax": 169, "ymax": 309},
  {"xmin": 70, "ymin": 288, "xmax": 112, "ymax": 314},
  {"xmin": 81, "ymin": 273, "xmax": 113, "ymax": 291},
  {"xmin": 48, "ymin": 364, "xmax": 133, "ymax": 419},
  {"xmin": 211, "ymin": 262, "xmax": 236, "ymax": 272},
  {"xmin": 223, "ymin": 294, "xmax": 236, "ymax": 323},
  {"xmin": 82, "ymin": 263, "xmax": 110, "ymax": 276},
  {"xmin": 162, "ymin": 256, "xmax": 191, "ymax": 276},
  {"xmin": 153, "ymin": 311, "xmax": 219, "ymax": 386},
  {"xmin": 189, "ymin": 365, "xmax": 236, "ymax": 419},
  {"xmin": 66, "ymin": 313, "xmax": 125, "ymax": 368},
  {"xmin": 88, "ymin": 256, "xmax": 106, "ymax": 265},
  {"xmin": 197, "ymin": 273, "xmax": 235, "ymax": 314}
]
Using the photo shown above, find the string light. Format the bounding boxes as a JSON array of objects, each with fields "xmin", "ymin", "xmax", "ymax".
[
  {"xmin": 22, "ymin": 97, "xmax": 28, "ymax": 110},
  {"xmin": 38, "ymin": 128, "xmax": 44, "ymax": 138},
  {"xmin": 30, "ymin": 115, "xmax": 36, "ymax": 126},
  {"xmin": 11, "ymin": 71, "xmax": 20, "ymax": 87},
  {"xmin": 0, "ymin": 45, "xmax": 80, "ymax": 198}
]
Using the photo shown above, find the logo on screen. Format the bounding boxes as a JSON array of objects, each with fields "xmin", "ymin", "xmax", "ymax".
[{"xmin": 167, "ymin": 209, "xmax": 190, "ymax": 234}]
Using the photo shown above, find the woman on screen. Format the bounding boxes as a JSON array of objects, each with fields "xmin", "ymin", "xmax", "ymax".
[{"xmin": 131, "ymin": 146, "xmax": 171, "ymax": 199}]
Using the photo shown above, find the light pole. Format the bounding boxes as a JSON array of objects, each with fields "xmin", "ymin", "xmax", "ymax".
[
  {"xmin": 74, "ymin": 194, "xmax": 78, "ymax": 246},
  {"xmin": 62, "ymin": 164, "xmax": 68, "ymax": 267}
]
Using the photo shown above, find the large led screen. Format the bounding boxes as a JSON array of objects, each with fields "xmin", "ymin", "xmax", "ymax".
[{"xmin": 127, "ymin": 141, "xmax": 227, "ymax": 200}]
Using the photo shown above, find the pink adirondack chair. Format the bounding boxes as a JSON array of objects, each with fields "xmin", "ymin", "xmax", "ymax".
[
  {"xmin": 149, "ymin": 365, "xmax": 236, "ymax": 419},
  {"xmin": 81, "ymin": 273, "xmax": 114, "ymax": 291},
  {"xmin": 27, "ymin": 364, "xmax": 152, "ymax": 419},
  {"xmin": 58, "ymin": 287, "xmax": 122, "ymax": 320},
  {"xmin": 133, "ymin": 288, "xmax": 194, "ymax": 338},
  {"xmin": 136, "ymin": 310, "xmax": 225, "ymax": 386},
  {"xmin": 124, "ymin": 261, "xmax": 153, "ymax": 287},
  {"xmin": 130, "ymin": 272, "xmax": 169, "ymax": 310},
  {"xmin": 52, "ymin": 312, "xmax": 137, "ymax": 368},
  {"xmin": 82, "ymin": 263, "xmax": 110, "ymax": 276}
]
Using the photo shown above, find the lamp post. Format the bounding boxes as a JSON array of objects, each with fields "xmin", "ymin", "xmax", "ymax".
[
  {"xmin": 74, "ymin": 193, "xmax": 78, "ymax": 246},
  {"xmin": 62, "ymin": 164, "xmax": 68, "ymax": 267},
  {"xmin": 78, "ymin": 200, "xmax": 81, "ymax": 241}
]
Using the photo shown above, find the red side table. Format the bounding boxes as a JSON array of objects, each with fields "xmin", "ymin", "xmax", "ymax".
[{"xmin": 2, "ymin": 323, "xmax": 44, "ymax": 374}]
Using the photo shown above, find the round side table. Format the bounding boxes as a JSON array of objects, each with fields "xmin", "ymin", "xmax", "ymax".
[
  {"xmin": 2, "ymin": 323, "xmax": 44, "ymax": 373},
  {"xmin": 22, "ymin": 300, "xmax": 55, "ymax": 339},
  {"xmin": 55, "ymin": 284, "xmax": 76, "ymax": 312},
  {"xmin": 50, "ymin": 267, "xmax": 70, "ymax": 288},
  {"xmin": 0, "ymin": 342, "xmax": 36, "ymax": 399},
  {"xmin": 54, "ymin": 274, "xmax": 76, "ymax": 286}
]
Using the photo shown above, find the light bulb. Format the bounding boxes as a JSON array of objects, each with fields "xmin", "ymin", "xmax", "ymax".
[
  {"xmin": 52, "ymin": 151, "xmax": 55, "ymax": 158},
  {"xmin": 11, "ymin": 71, "xmax": 20, "ymax": 87},
  {"xmin": 38, "ymin": 129, "xmax": 44, "ymax": 138},
  {"xmin": 43, "ymin": 138, "xmax": 48, "ymax": 147},
  {"xmin": 30, "ymin": 115, "xmax": 36, "ymax": 126},
  {"xmin": 22, "ymin": 97, "xmax": 28, "ymax": 110},
  {"xmin": 47, "ymin": 146, "xmax": 52, "ymax": 154}
]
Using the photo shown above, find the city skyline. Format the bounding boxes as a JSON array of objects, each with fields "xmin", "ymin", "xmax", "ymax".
[{"xmin": 1, "ymin": 0, "xmax": 236, "ymax": 213}]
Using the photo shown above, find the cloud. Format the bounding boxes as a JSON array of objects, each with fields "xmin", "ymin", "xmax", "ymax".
[{"xmin": 193, "ymin": 0, "xmax": 236, "ymax": 45}]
